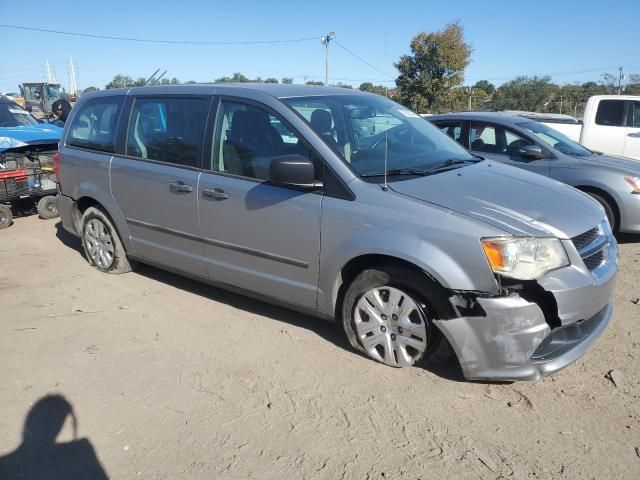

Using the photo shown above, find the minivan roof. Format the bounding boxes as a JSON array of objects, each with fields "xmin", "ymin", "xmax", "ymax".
[{"xmin": 84, "ymin": 83, "xmax": 370, "ymax": 100}]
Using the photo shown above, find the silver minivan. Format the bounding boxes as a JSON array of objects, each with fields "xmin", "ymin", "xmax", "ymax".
[{"xmin": 56, "ymin": 84, "xmax": 617, "ymax": 381}]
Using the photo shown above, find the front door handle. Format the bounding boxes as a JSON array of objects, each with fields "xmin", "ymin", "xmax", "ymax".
[
  {"xmin": 202, "ymin": 188, "xmax": 229, "ymax": 200},
  {"xmin": 169, "ymin": 181, "xmax": 193, "ymax": 193},
  {"xmin": 628, "ymin": 132, "xmax": 640, "ymax": 138}
]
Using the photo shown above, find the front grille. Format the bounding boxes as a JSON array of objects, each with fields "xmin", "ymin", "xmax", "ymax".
[
  {"xmin": 572, "ymin": 227, "xmax": 601, "ymax": 251},
  {"xmin": 571, "ymin": 225, "xmax": 609, "ymax": 273},
  {"xmin": 583, "ymin": 250, "xmax": 605, "ymax": 270}
]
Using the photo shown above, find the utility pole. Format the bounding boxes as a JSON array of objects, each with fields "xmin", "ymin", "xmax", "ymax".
[
  {"xmin": 559, "ymin": 95, "xmax": 563, "ymax": 114},
  {"xmin": 68, "ymin": 56, "xmax": 78, "ymax": 98},
  {"xmin": 467, "ymin": 87, "xmax": 473, "ymax": 110},
  {"xmin": 618, "ymin": 66, "xmax": 624, "ymax": 95},
  {"xmin": 320, "ymin": 32, "xmax": 335, "ymax": 86}
]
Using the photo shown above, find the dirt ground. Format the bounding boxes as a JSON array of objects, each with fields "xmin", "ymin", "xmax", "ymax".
[{"xmin": 1, "ymin": 215, "xmax": 639, "ymax": 479}]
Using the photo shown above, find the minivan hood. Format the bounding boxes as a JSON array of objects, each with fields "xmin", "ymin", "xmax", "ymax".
[
  {"xmin": 579, "ymin": 153, "xmax": 640, "ymax": 174},
  {"xmin": 389, "ymin": 161, "xmax": 602, "ymax": 238}
]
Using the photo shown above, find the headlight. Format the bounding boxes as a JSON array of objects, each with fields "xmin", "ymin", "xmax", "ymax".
[
  {"xmin": 624, "ymin": 176, "xmax": 640, "ymax": 194},
  {"xmin": 481, "ymin": 237, "xmax": 569, "ymax": 280}
]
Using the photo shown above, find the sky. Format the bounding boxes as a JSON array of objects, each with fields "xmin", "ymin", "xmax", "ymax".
[{"xmin": 2, "ymin": 0, "xmax": 639, "ymax": 94}]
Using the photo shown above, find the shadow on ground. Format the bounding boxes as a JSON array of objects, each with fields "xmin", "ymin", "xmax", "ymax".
[
  {"xmin": 0, "ymin": 394, "xmax": 108, "ymax": 479},
  {"xmin": 54, "ymin": 222, "xmax": 466, "ymax": 382}
]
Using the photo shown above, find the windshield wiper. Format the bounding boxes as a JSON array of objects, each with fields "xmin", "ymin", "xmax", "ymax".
[{"xmin": 360, "ymin": 167, "xmax": 430, "ymax": 178}]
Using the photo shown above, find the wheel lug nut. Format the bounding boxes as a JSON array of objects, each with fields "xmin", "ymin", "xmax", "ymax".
[
  {"xmin": 391, "ymin": 333, "xmax": 396, "ymax": 340},
  {"xmin": 398, "ymin": 327, "xmax": 403, "ymax": 334},
  {"xmin": 381, "ymin": 314, "xmax": 387, "ymax": 321},
  {"xmin": 392, "ymin": 314, "xmax": 397, "ymax": 321},
  {"xmin": 380, "ymin": 326, "xmax": 386, "ymax": 332}
]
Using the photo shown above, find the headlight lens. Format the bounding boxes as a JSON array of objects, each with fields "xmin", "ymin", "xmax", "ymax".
[
  {"xmin": 481, "ymin": 237, "xmax": 569, "ymax": 280},
  {"xmin": 624, "ymin": 176, "xmax": 640, "ymax": 194}
]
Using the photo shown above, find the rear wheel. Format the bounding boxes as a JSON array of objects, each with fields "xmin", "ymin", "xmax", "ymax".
[
  {"xmin": 81, "ymin": 207, "xmax": 133, "ymax": 274},
  {"xmin": 587, "ymin": 192, "xmax": 617, "ymax": 231},
  {"xmin": 37, "ymin": 195, "xmax": 59, "ymax": 220},
  {"xmin": 0, "ymin": 205, "xmax": 12, "ymax": 229},
  {"xmin": 341, "ymin": 265, "xmax": 447, "ymax": 368}
]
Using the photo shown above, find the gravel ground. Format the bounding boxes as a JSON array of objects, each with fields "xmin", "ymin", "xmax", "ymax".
[{"xmin": 1, "ymin": 215, "xmax": 639, "ymax": 479}]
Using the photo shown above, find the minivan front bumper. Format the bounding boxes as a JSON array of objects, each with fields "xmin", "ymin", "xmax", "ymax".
[
  {"xmin": 435, "ymin": 233, "xmax": 617, "ymax": 381},
  {"xmin": 434, "ymin": 297, "xmax": 612, "ymax": 381}
]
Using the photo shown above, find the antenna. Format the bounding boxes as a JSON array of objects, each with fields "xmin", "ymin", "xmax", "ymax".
[{"xmin": 382, "ymin": 30, "xmax": 389, "ymax": 192}]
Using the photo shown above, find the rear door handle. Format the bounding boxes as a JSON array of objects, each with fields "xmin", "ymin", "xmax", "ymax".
[
  {"xmin": 202, "ymin": 188, "xmax": 229, "ymax": 200},
  {"xmin": 169, "ymin": 181, "xmax": 193, "ymax": 193}
]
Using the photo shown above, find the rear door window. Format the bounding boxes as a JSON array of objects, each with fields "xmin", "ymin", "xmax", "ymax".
[
  {"xmin": 435, "ymin": 121, "xmax": 465, "ymax": 145},
  {"xmin": 595, "ymin": 100, "xmax": 626, "ymax": 126},
  {"xmin": 67, "ymin": 97, "xmax": 124, "ymax": 152},
  {"xmin": 126, "ymin": 97, "xmax": 209, "ymax": 168}
]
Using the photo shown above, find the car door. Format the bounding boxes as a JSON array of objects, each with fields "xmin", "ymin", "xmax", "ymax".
[
  {"xmin": 469, "ymin": 121, "xmax": 550, "ymax": 176},
  {"xmin": 586, "ymin": 99, "xmax": 628, "ymax": 155},
  {"xmin": 623, "ymin": 100, "xmax": 640, "ymax": 160},
  {"xmin": 110, "ymin": 95, "xmax": 211, "ymax": 277},
  {"xmin": 197, "ymin": 97, "xmax": 322, "ymax": 310}
]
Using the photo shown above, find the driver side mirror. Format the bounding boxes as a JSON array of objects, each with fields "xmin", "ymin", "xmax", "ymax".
[
  {"xmin": 519, "ymin": 144, "xmax": 545, "ymax": 160},
  {"xmin": 269, "ymin": 154, "xmax": 321, "ymax": 189}
]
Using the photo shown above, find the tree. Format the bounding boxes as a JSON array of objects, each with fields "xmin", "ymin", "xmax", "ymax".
[
  {"xmin": 81, "ymin": 86, "xmax": 99, "ymax": 95},
  {"xmin": 395, "ymin": 22, "xmax": 472, "ymax": 112},
  {"xmin": 489, "ymin": 76, "xmax": 558, "ymax": 112},
  {"xmin": 332, "ymin": 82, "xmax": 353, "ymax": 89},
  {"xmin": 305, "ymin": 80, "xmax": 324, "ymax": 86},
  {"xmin": 264, "ymin": 78, "xmax": 279, "ymax": 83},
  {"xmin": 359, "ymin": 82, "xmax": 387, "ymax": 95},
  {"xmin": 105, "ymin": 74, "xmax": 135, "ymax": 89},
  {"xmin": 472, "ymin": 80, "xmax": 495, "ymax": 95},
  {"xmin": 215, "ymin": 72, "xmax": 251, "ymax": 83},
  {"xmin": 281, "ymin": 77, "xmax": 294, "ymax": 84}
]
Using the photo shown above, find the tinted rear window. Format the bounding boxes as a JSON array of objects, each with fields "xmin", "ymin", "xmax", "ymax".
[{"xmin": 67, "ymin": 97, "xmax": 124, "ymax": 152}]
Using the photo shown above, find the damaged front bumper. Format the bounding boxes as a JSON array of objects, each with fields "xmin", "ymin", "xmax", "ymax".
[{"xmin": 435, "ymin": 236, "xmax": 617, "ymax": 381}]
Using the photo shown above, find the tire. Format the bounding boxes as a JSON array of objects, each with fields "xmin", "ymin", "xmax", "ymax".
[
  {"xmin": 587, "ymin": 192, "xmax": 617, "ymax": 231},
  {"xmin": 0, "ymin": 205, "xmax": 12, "ymax": 229},
  {"xmin": 341, "ymin": 265, "xmax": 449, "ymax": 368},
  {"xmin": 81, "ymin": 207, "xmax": 133, "ymax": 274},
  {"xmin": 37, "ymin": 195, "xmax": 59, "ymax": 220}
]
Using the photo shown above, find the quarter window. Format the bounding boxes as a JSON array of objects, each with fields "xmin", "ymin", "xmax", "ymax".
[
  {"xmin": 67, "ymin": 97, "xmax": 124, "ymax": 153},
  {"xmin": 436, "ymin": 122, "xmax": 464, "ymax": 144},
  {"xmin": 126, "ymin": 97, "xmax": 209, "ymax": 167},
  {"xmin": 211, "ymin": 100, "xmax": 312, "ymax": 181},
  {"xmin": 595, "ymin": 100, "xmax": 625, "ymax": 127},
  {"xmin": 632, "ymin": 101, "xmax": 640, "ymax": 128}
]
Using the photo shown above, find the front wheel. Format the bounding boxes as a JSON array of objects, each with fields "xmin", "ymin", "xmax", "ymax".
[
  {"xmin": 0, "ymin": 205, "xmax": 13, "ymax": 229},
  {"xmin": 81, "ymin": 207, "xmax": 133, "ymax": 274},
  {"xmin": 37, "ymin": 195, "xmax": 59, "ymax": 219},
  {"xmin": 341, "ymin": 266, "xmax": 445, "ymax": 368}
]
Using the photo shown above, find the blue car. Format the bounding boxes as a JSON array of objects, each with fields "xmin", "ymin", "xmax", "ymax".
[{"xmin": 0, "ymin": 96, "xmax": 63, "ymax": 228}]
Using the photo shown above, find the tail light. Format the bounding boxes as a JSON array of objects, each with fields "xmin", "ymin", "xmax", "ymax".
[{"xmin": 53, "ymin": 150, "xmax": 60, "ymax": 182}]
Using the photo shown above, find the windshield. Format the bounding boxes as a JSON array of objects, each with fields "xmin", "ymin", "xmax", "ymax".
[
  {"xmin": 283, "ymin": 94, "xmax": 475, "ymax": 180},
  {"xmin": 0, "ymin": 104, "xmax": 39, "ymax": 127},
  {"xmin": 517, "ymin": 120, "xmax": 592, "ymax": 157}
]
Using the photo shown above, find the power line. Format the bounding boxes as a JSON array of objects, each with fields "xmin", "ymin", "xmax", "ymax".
[
  {"xmin": 333, "ymin": 40, "xmax": 395, "ymax": 79},
  {"xmin": 0, "ymin": 24, "xmax": 320, "ymax": 45}
]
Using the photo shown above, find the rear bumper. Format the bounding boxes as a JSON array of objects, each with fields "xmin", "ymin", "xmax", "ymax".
[{"xmin": 56, "ymin": 188, "xmax": 79, "ymax": 237}]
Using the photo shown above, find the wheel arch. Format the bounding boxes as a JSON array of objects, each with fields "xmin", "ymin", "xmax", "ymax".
[
  {"xmin": 73, "ymin": 193, "xmax": 133, "ymax": 252},
  {"xmin": 574, "ymin": 185, "xmax": 620, "ymax": 229}
]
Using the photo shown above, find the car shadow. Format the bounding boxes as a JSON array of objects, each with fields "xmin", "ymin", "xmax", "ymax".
[
  {"xmin": 0, "ymin": 394, "xmax": 108, "ymax": 479},
  {"xmin": 54, "ymin": 222, "xmax": 468, "ymax": 382},
  {"xmin": 615, "ymin": 232, "xmax": 640, "ymax": 244}
]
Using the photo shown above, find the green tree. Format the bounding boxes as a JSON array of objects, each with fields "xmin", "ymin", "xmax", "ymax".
[
  {"xmin": 105, "ymin": 74, "xmax": 135, "ymax": 89},
  {"xmin": 264, "ymin": 78, "xmax": 279, "ymax": 83},
  {"xmin": 359, "ymin": 82, "xmax": 387, "ymax": 95},
  {"xmin": 332, "ymin": 82, "xmax": 353, "ymax": 89},
  {"xmin": 395, "ymin": 21, "xmax": 472, "ymax": 112},
  {"xmin": 489, "ymin": 76, "xmax": 558, "ymax": 112},
  {"xmin": 81, "ymin": 86, "xmax": 99, "ymax": 95},
  {"xmin": 305, "ymin": 80, "xmax": 324, "ymax": 86},
  {"xmin": 472, "ymin": 80, "xmax": 495, "ymax": 95},
  {"xmin": 215, "ymin": 72, "xmax": 251, "ymax": 83}
]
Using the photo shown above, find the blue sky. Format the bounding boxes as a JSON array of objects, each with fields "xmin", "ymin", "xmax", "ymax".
[{"xmin": 1, "ymin": 0, "xmax": 638, "ymax": 93}]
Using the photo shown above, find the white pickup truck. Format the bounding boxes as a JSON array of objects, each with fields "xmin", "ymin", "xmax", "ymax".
[{"xmin": 510, "ymin": 95, "xmax": 640, "ymax": 159}]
